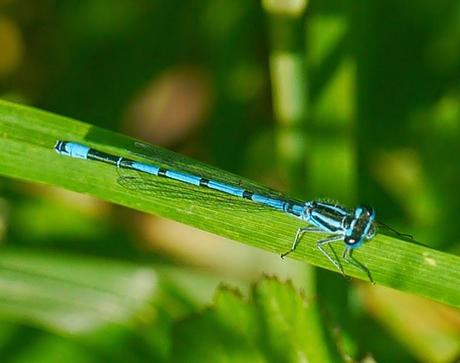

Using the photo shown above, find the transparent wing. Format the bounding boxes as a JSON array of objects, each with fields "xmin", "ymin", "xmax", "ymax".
[
  {"xmin": 119, "ymin": 141, "xmax": 304, "ymax": 211},
  {"xmin": 117, "ymin": 169, "xmax": 276, "ymax": 213},
  {"xmin": 116, "ymin": 162, "xmax": 303, "ymax": 214}
]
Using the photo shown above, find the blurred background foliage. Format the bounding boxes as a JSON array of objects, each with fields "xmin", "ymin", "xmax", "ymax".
[{"xmin": 0, "ymin": 0, "xmax": 459, "ymax": 362}]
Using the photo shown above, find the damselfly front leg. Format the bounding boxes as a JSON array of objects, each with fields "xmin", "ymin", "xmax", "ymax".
[
  {"xmin": 280, "ymin": 226, "xmax": 323, "ymax": 259},
  {"xmin": 316, "ymin": 235, "xmax": 346, "ymax": 277}
]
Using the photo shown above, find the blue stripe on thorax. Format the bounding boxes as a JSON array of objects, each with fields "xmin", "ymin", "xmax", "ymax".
[{"xmin": 309, "ymin": 210, "xmax": 343, "ymax": 232}]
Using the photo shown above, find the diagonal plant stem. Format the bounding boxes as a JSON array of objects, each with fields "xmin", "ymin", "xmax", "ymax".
[{"xmin": 0, "ymin": 100, "xmax": 459, "ymax": 308}]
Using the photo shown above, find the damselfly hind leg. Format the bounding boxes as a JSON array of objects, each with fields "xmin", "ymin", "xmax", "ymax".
[
  {"xmin": 343, "ymin": 247, "xmax": 374, "ymax": 285},
  {"xmin": 316, "ymin": 235, "xmax": 345, "ymax": 277},
  {"xmin": 281, "ymin": 227, "xmax": 322, "ymax": 259}
]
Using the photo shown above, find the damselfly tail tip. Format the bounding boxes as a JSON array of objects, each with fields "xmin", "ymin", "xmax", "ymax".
[{"xmin": 54, "ymin": 140, "xmax": 65, "ymax": 153}]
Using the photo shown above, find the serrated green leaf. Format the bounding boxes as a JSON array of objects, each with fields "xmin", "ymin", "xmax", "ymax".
[{"xmin": 171, "ymin": 277, "xmax": 343, "ymax": 363}]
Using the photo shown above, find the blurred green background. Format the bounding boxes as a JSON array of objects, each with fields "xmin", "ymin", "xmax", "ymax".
[{"xmin": 0, "ymin": 0, "xmax": 459, "ymax": 362}]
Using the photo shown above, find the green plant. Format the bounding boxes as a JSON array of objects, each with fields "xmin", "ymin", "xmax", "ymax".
[{"xmin": 1, "ymin": 100, "xmax": 459, "ymax": 309}]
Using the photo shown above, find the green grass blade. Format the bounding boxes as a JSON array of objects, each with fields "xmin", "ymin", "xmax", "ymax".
[
  {"xmin": 0, "ymin": 100, "xmax": 459, "ymax": 308},
  {"xmin": 0, "ymin": 248, "xmax": 158, "ymax": 335},
  {"xmin": 0, "ymin": 247, "xmax": 234, "ymax": 361}
]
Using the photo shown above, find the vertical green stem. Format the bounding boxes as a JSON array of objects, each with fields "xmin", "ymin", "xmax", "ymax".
[
  {"xmin": 262, "ymin": 1, "xmax": 344, "ymax": 362},
  {"xmin": 262, "ymin": 0, "xmax": 309, "ymax": 194}
]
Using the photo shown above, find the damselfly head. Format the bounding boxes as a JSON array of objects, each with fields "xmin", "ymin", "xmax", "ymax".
[{"xmin": 344, "ymin": 205, "xmax": 376, "ymax": 248}]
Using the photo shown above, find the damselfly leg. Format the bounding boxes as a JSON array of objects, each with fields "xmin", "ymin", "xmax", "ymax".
[
  {"xmin": 316, "ymin": 235, "xmax": 346, "ymax": 277},
  {"xmin": 280, "ymin": 226, "xmax": 323, "ymax": 259},
  {"xmin": 343, "ymin": 247, "xmax": 374, "ymax": 284}
]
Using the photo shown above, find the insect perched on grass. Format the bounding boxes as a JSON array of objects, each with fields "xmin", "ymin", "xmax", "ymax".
[
  {"xmin": 55, "ymin": 140, "xmax": 411, "ymax": 284},
  {"xmin": 280, "ymin": 201, "xmax": 376, "ymax": 283}
]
